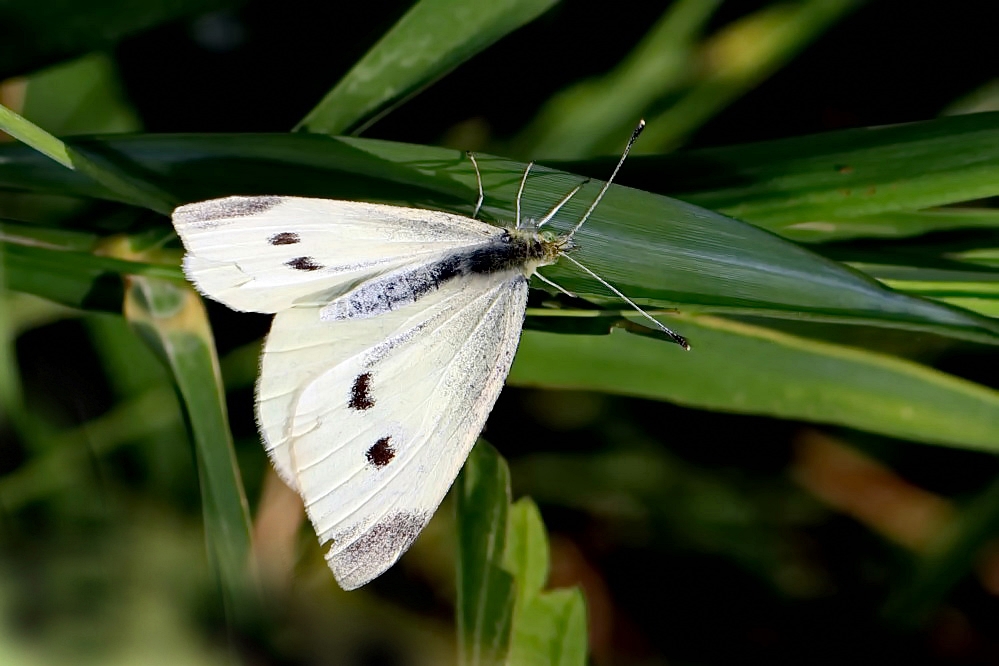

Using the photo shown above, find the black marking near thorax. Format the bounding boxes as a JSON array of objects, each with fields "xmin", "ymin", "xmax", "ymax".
[{"xmin": 322, "ymin": 230, "xmax": 558, "ymax": 321}]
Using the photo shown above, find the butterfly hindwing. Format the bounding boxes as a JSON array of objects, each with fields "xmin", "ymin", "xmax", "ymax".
[
  {"xmin": 172, "ymin": 196, "xmax": 502, "ymax": 314},
  {"xmin": 258, "ymin": 271, "xmax": 529, "ymax": 589}
]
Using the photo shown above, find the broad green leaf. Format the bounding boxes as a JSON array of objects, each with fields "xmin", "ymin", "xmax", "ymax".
[
  {"xmin": 504, "ymin": 499, "xmax": 549, "ymax": 598},
  {"xmin": 296, "ymin": 0, "xmax": 558, "ymax": 135},
  {"xmin": 508, "ymin": 589, "xmax": 586, "ymax": 666},
  {"xmin": 456, "ymin": 441, "xmax": 515, "ymax": 666},
  {"xmin": 0, "ymin": 0, "xmax": 237, "ymax": 79},
  {"xmin": 504, "ymin": 499, "xmax": 587, "ymax": 666},
  {"xmin": 0, "ymin": 133, "xmax": 994, "ymax": 344},
  {"xmin": 123, "ymin": 270, "xmax": 258, "ymax": 621},
  {"xmin": 509, "ymin": 317, "xmax": 999, "ymax": 453}
]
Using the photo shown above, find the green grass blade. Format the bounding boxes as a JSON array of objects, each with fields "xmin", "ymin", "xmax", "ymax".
[
  {"xmin": 0, "ymin": 385, "xmax": 179, "ymax": 510},
  {"xmin": 773, "ymin": 209, "xmax": 999, "ymax": 243},
  {"xmin": 509, "ymin": 317, "xmax": 999, "ymax": 453},
  {"xmin": 0, "ymin": 222, "xmax": 183, "ymax": 311},
  {"xmin": 456, "ymin": 441, "xmax": 515, "ymax": 666},
  {"xmin": 513, "ymin": 0, "xmax": 722, "ymax": 159},
  {"xmin": 948, "ymin": 246, "xmax": 999, "ymax": 269},
  {"xmin": 626, "ymin": 112, "xmax": 999, "ymax": 238},
  {"xmin": 0, "ymin": 133, "xmax": 993, "ymax": 343},
  {"xmin": 123, "ymin": 275, "xmax": 258, "ymax": 622},
  {"xmin": 639, "ymin": 0, "xmax": 858, "ymax": 152},
  {"xmin": 847, "ymin": 261, "xmax": 999, "ymax": 318},
  {"xmin": 296, "ymin": 0, "xmax": 558, "ymax": 135},
  {"xmin": 0, "ymin": 102, "xmax": 176, "ymax": 213}
]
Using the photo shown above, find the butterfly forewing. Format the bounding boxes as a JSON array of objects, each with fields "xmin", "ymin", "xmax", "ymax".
[{"xmin": 172, "ymin": 196, "xmax": 502, "ymax": 314}]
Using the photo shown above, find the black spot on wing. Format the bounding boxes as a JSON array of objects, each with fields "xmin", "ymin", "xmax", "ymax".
[
  {"xmin": 366, "ymin": 437, "xmax": 395, "ymax": 467},
  {"xmin": 286, "ymin": 256, "xmax": 322, "ymax": 271},
  {"xmin": 268, "ymin": 231, "xmax": 301, "ymax": 245},
  {"xmin": 349, "ymin": 373, "xmax": 374, "ymax": 410}
]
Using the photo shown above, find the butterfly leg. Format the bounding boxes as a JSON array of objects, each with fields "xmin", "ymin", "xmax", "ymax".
[
  {"xmin": 534, "ymin": 270, "xmax": 577, "ymax": 298},
  {"xmin": 466, "ymin": 151, "xmax": 484, "ymax": 219}
]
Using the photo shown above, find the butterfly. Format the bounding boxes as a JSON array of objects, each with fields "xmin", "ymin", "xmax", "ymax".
[{"xmin": 170, "ymin": 121, "xmax": 688, "ymax": 590}]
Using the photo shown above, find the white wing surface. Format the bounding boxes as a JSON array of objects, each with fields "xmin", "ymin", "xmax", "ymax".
[
  {"xmin": 172, "ymin": 196, "xmax": 502, "ymax": 313},
  {"xmin": 257, "ymin": 271, "xmax": 529, "ymax": 589}
]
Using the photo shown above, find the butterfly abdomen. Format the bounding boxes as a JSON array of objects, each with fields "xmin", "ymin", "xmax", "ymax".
[{"xmin": 320, "ymin": 229, "xmax": 559, "ymax": 321}]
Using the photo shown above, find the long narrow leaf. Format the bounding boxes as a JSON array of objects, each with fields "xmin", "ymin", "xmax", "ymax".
[
  {"xmin": 509, "ymin": 317, "xmax": 999, "ymax": 453},
  {"xmin": 123, "ymin": 274, "xmax": 258, "ymax": 621},
  {"xmin": 0, "ymin": 102, "xmax": 176, "ymax": 213},
  {"xmin": 627, "ymin": 111, "xmax": 999, "ymax": 238},
  {"xmin": 296, "ymin": 0, "xmax": 558, "ymax": 135}
]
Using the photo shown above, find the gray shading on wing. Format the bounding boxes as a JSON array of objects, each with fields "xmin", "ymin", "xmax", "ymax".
[{"xmin": 256, "ymin": 271, "xmax": 529, "ymax": 589}]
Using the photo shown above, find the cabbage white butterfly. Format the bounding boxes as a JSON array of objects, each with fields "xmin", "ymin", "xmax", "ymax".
[{"xmin": 171, "ymin": 121, "xmax": 688, "ymax": 590}]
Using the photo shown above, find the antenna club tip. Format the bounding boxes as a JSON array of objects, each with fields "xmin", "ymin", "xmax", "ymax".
[
  {"xmin": 638, "ymin": 118, "xmax": 646, "ymax": 128},
  {"xmin": 681, "ymin": 341, "xmax": 691, "ymax": 351}
]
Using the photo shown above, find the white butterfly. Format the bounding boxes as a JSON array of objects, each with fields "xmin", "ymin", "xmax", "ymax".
[{"xmin": 170, "ymin": 121, "xmax": 688, "ymax": 590}]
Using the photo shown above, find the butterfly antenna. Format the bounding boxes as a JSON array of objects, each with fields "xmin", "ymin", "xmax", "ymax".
[
  {"xmin": 516, "ymin": 161, "xmax": 534, "ymax": 229},
  {"xmin": 467, "ymin": 151, "xmax": 484, "ymax": 219},
  {"xmin": 561, "ymin": 253, "xmax": 690, "ymax": 350},
  {"xmin": 566, "ymin": 119, "xmax": 646, "ymax": 242},
  {"xmin": 537, "ymin": 178, "xmax": 591, "ymax": 229}
]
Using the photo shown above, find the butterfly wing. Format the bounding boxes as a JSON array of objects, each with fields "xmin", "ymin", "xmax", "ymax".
[
  {"xmin": 257, "ymin": 271, "xmax": 529, "ymax": 589},
  {"xmin": 172, "ymin": 196, "xmax": 501, "ymax": 313}
]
